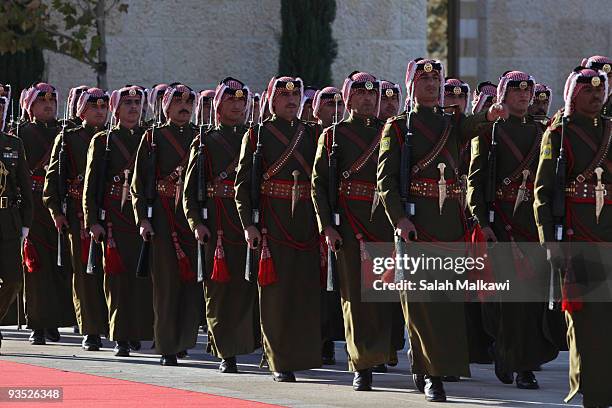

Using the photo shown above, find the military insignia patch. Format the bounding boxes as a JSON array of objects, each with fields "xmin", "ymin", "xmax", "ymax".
[
  {"xmin": 285, "ymin": 82, "xmax": 295, "ymax": 91},
  {"xmin": 591, "ymin": 76, "xmax": 601, "ymax": 87},
  {"xmin": 96, "ymin": 98, "xmax": 104, "ymax": 106},
  {"xmin": 538, "ymin": 92, "xmax": 548, "ymax": 101},
  {"xmin": 385, "ymin": 88, "xmax": 394, "ymax": 97},
  {"xmin": 333, "ymin": 93, "xmax": 342, "ymax": 102},
  {"xmin": 603, "ymin": 64, "xmax": 611, "ymax": 74},
  {"xmin": 453, "ymin": 86, "xmax": 462, "ymax": 95},
  {"xmin": 129, "ymin": 89, "xmax": 137, "ymax": 96},
  {"xmin": 380, "ymin": 136, "xmax": 391, "ymax": 152},
  {"xmin": 519, "ymin": 81, "xmax": 528, "ymax": 90},
  {"xmin": 365, "ymin": 81, "xmax": 374, "ymax": 90},
  {"xmin": 471, "ymin": 138, "xmax": 479, "ymax": 156},
  {"xmin": 44, "ymin": 92, "xmax": 52, "ymax": 101},
  {"xmin": 541, "ymin": 142, "xmax": 552, "ymax": 159},
  {"xmin": 3, "ymin": 151, "xmax": 18, "ymax": 159},
  {"xmin": 235, "ymin": 89, "xmax": 244, "ymax": 98},
  {"xmin": 423, "ymin": 63, "xmax": 433, "ymax": 73}
]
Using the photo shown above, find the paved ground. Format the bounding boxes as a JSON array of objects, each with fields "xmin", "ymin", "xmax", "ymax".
[{"xmin": 0, "ymin": 326, "xmax": 582, "ymax": 407}]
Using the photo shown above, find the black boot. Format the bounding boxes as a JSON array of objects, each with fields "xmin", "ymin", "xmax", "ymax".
[
  {"xmin": 516, "ymin": 371, "xmax": 539, "ymax": 389},
  {"xmin": 352, "ymin": 369, "xmax": 373, "ymax": 391},
  {"xmin": 176, "ymin": 350, "xmax": 188, "ymax": 359},
  {"xmin": 114, "ymin": 341, "xmax": 130, "ymax": 357},
  {"xmin": 424, "ymin": 376, "xmax": 446, "ymax": 402},
  {"xmin": 82, "ymin": 335, "xmax": 100, "ymax": 351},
  {"xmin": 29, "ymin": 330, "xmax": 46, "ymax": 345},
  {"xmin": 322, "ymin": 340, "xmax": 336, "ymax": 365},
  {"xmin": 160, "ymin": 354, "xmax": 178, "ymax": 366},
  {"xmin": 413, "ymin": 374, "xmax": 425, "ymax": 393},
  {"xmin": 45, "ymin": 328, "xmax": 60, "ymax": 342},
  {"xmin": 372, "ymin": 363, "xmax": 388, "ymax": 373},
  {"xmin": 492, "ymin": 345, "xmax": 514, "ymax": 384},
  {"xmin": 129, "ymin": 341, "xmax": 141, "ymax": 351},
  {"xmin": 388, "ymin": 350, "xmax": 398, "ymax": 367},
  {"xmin": 219, "ymin": 356, "xmax": 238, "ymax": 373},
  {"xmin": 272, "ymin": 371, "xmax": 296, "ymax": 382}
]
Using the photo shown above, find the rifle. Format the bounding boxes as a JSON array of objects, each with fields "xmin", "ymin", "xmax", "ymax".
[
  {"xmin": 394, "ymin": 110, "xmax": 417, "ymax": 283},
  {"xmin": 136, "ymin": 118, "xmax": 158, "ymax": 278},
  {"xmin": 484, "ymin": 118, "xmax": 501, "ymax": 227},
  {"xmin": 56, "ymin": 104, "xmax": 69, "ymax": 270},
  {"xmin": 86, "ymin": 117, "xmax": 113, "ymax": 275},
  {"xmin": 326, "ymin": 93, "xmax": 342, "ymax": 292},
  {"xmin": 196, "ymin": 123, "xmax": 209, "ymax": 282},
  {"xmin": 244, "ymin": 117, "xmax": 263, "ymax": 283},
  {"xmin": 548, "ymin": 116, "xmax": 568, "ymax": 309}
]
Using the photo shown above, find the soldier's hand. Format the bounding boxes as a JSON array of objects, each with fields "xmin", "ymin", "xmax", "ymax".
[
  {"xmin": 486, "ymin": 103, "xmax": 509, "ymax": 122},
  {"xmin": 139, "ymin": 219, "xmax": 155, "ymax": 241},
  {"xmin": 54, "ymin": 214, "xmax": 69, "ymax": 231},
  {"xmin": 481, "ymin": 226, "xmax": 498, "ymax": 243},
  {"xmin": 244, "ymin": 225, "xmax": 262, "ymax": 249},
  {"xmin": 194, "ymin": 224, "xmax": 210, "ymax": 243},
  {"xmin": 323, "ymin": 226, "xmax": 342, "ymax": 251},
  {"xmin": 89, "ymin": 223, "xmax": 106, "ymax": 244},
  {"xmin": 546, "ymin": 242, "xmax": 563, "ymax": 266},
  {"xmin": 395, "ymin": 217, "xmax": 417, "ymax": 242}
]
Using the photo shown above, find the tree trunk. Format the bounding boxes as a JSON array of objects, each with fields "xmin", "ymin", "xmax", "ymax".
[{"xmin": 95, "ymin": 0, "xmax": 108, "ymax": 89}]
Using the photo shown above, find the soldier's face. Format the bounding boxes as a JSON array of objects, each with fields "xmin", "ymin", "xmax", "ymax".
[
  {"xmin": 350, "ymin": 88, "xmax": 378, "ymax": 117},
  {"xmin": 118, "ymin": 97, "xmax": 141, "ymax": 126},
  {"xmin": 219, "ymin": 96, "xmax": 246, "ymax": 125},
  {"xmin": 300, "ymin": 102, "xmax": 314, "ymax": 122},
  {"xmin": 31, "ymin": 98, "xmax": 57, "ymax": 122},
  {"xmin": 82, "ymin": 102, "xmax": 108, "ymax": 128},
  {"xmin": 528, "ymin": 99, "xmax": 550, "ymax": 116},
  {"xmin": 168, "ymin": 98, "xmax": 193, "ymax": 125},
  {"xmin": 505, "ymin": 87, "xmax": 532, "ymax": 114},
  {"xmin": 317, "ymin": 102, "xmax": 344, "ymax": 127},
  {"xmin": 414, "ymin": 72, "xmax": 440, "ymax": 106},
  {"xmin": 273, "ymin": 89, "xmax": 300, "ymax": 121},
  {"xmin": 575, "ymin": 84, "xmax": 606, "ymax": 117},
  {"xmin": 443, "ymin": 95, "xmax": 467, "ymax": 114}
]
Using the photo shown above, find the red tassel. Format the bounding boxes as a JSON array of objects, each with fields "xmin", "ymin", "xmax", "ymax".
[
  {"xmin": 469, "ymin": 224, "xmax": 495, "ymax": 301},
  {"xmin": 78, "ymin": 212, "xmax": 89, "ymax": 265},
  {"xmin": 358, "ymin": 234, "xmax": 376, "ymax": 289},
  {"xmin": 104, "ymin": 223, "xmax": 125, "ymax": 275},
  {"xmin": 258, "ymin": 228, "xmax": 277, "ymax": 286},
  {"xmin": 172, "ymin": 232, "xmax": 195, "ymax": 282},
  {"xmin": 211, "ymin": 230, "xmax": 231, "ymax": 283},
  {"xmin": 81, "ymin": 235, "xmax": 90, "ymax": 265},
  {"xmin": 319, "ymin": 236, "xmax": 327, "ymax": 288},
  {"xmin": 23, "ymin": 237, "xmax": 40, "ymax": 273},
  {"xmin": 561, "ymin": 260, "xmax": 583, "ymax": 313}
]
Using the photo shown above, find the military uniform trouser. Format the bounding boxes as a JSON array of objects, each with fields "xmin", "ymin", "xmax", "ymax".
[{"xmin": 0, "ymin": 238, "xmax": 23, "ymax": 321}]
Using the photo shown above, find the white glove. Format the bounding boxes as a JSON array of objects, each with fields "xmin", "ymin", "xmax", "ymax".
[{"xmin": 21, "ymin": 227, "xmax": 29, "ymax": 239}]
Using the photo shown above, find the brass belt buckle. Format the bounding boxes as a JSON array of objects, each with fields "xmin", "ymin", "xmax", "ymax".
[{"xmin": 0, "ymin": 196, "xmax": 8, "ymax": 209}]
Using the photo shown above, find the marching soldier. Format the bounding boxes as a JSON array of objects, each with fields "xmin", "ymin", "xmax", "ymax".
[
  {"xmin": 82, "ymin": 85, "xmax": 154, "ymax": 357},
  {"xmin": 147, "ymin": 83, "xmax": 169, "ymax": 124},
  {"xmin": 183, "ymin": 77, "xmax": 258, "ymax": 373},
  {"xmin": 0, "ymin": 95, "xmax": 33, "ymax": 351},
  {"xmin": 467, "ymin": 71, "xmax": 559, "ymax": 389},
  {"xmin": 131, "ymin": 83, "xmax": 203, "ymax": 366},
  {"xmin": 377, "ymin": 59, "xmax": 470, "ymax": 402},
  {"xmin": 529, "ymin": 83, "xmax": 552, "ymax": 120},
  {"xmin": 312, "ymin": 71, "xmax": 395, "ymax": 391},
  {"xmin": 534, "ymin": 67, "xmax": 612, "ymax": 408},
  {"xmin": 19, "ymin": 83, "xmax": 75, "ymax": 345},
  {"xmin": 583, "ymin": 55, "xmax": 612, "ymax": 117},
  {"xmin": 298, "ymin": 86, "xmax": 318, "ymax": 123},
  {"xmin": 234, "ymin": 76, "xmax": 322, "ymax": 382},
  {"xmin": 312, "ymin": 86, "xmax": 346, "ymax": 366},
  {"xmin": 66, "ymin": 86, "xmax": 88, "ymax": 129},
  {"xmin": 194, "ymin": 89, "xmax": 215, "ymax": 127},
  {"xmin": 313, "ymin": 87, "xmax": 345, "ymax": 128},
  {"xmin": 471, "ymin": 81, "xmax": 498, "ymax": 115},
  {"xmin": 378, "ymin": 80, "xmax": 402, "ymax": 121},
  {"xmin": 43, "ymin": 88, "xmax": 110, "ymax": 351}
]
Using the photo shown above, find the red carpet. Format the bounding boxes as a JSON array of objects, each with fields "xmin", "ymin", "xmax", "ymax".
[{"xmin": 0, "ymin": 360, "xmax": 283, "ymax": 407}]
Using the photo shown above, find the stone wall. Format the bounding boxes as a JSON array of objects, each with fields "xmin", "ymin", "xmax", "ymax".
[
  {"xmin": 459, "ymin": 0, "xmax": 612, "ymax": 111},
  {"xmin": 43, "ymin": 0, "xmax": 427, "ymax": 103}
]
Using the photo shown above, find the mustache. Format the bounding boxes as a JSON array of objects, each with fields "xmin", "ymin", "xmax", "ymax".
[
  {"xmin": 179, "ymin": 109, "xmax": 190, "ymax": 114},
  {"xmin": 286, "ymin": 104, "xmax": 297, "ymax": 108}
]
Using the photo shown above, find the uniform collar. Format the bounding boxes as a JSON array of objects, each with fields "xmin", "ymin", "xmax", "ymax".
[
  {"xmin": 347, "ymin": 113, "xmax": 378, "ymax": 128},
  {"xmin": 571, "ymin": 112, "xmax": 602, "ymax": 129}
]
